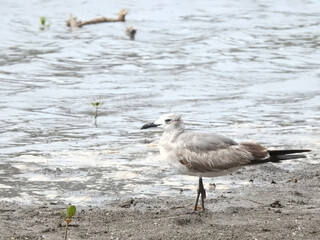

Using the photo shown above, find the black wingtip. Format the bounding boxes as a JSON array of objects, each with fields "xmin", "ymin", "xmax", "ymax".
[
  {"xmin": 251, "ymin": 149, "xmax": 311, "ymax": 165},
  {"xmin": 268, "ymin": 149, "xmax": 312, "ymax": 156}
]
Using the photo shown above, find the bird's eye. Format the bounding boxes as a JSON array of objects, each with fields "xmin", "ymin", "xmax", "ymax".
[{"xmin": 165, "ymin": 119, "xmax": 172, "ymax": 124}]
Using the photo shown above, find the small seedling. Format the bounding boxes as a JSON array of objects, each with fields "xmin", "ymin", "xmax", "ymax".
[
  {"xmin": 91, "ymin": 102, "xmax": 103, "ymax": 126},
  {"xmin": 39, "ymin": 16, "xmax": 50, "ymax": 30},
  {"xmin": 40, "ymin": 16, "xmax": 46, "ymax": 25},
  {"xmin": 91, "ymin": 102, "xmax": 103, "ymax": 118},
  {"xmin": 61, "ymin": 204, "xmax": 76, "ymax": 240}
]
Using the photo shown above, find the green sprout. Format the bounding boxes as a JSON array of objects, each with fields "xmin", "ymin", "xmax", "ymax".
[
  {"xmin": 39, "ymin": 16, "xmax": 50, "ymax": 30},
  {"xmin": 91, "ymin": 102, "xmax": 103, "ymax": 126},
  {"xmin": 40, "ymin": 16, "xmax": 46, "ymax": 25},
  {"xmin": 61, "ymin": 204, "xmax": 76, "ymax": 240}
]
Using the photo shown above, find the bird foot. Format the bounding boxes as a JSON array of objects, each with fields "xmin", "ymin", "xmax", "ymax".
[{"xmin": 194, "ymin": 206, "xmax": 205, "ymax": 212}]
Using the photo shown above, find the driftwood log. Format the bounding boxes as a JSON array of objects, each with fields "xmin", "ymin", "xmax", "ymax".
[{"xmin": 66, "ymin": 9, "xmax": 128, "ymax": 30}]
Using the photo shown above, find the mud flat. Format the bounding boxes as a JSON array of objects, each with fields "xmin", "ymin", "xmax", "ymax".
[{"xmin": 1, "ymin": 162, "xmax": 319, "ymax": 240}]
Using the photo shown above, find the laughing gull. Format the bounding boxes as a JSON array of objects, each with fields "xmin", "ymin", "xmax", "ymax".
[{"xmin": 141, "ymin": 113, "xmax": 311, "ymax": 211}]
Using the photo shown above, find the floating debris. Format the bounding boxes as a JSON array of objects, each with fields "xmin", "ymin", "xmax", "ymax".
[
  {"xmin": 67, "ymin": 9, "xmax": 128, "ymax": 30},
  {"xmin": 125, "ymin": 26, "xmax": 137, "ymax": 40}
]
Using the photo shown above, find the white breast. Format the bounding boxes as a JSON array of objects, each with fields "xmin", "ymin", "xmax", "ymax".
[{"xmin": 159, "ymin": 133, "xmax": 190, "ymax": 175}]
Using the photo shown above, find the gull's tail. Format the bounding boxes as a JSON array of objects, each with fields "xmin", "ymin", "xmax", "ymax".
[
  {"xmin": 267, "ymin": 149, "xmax": 311, "ymax": 161},
  {"xmin": 250, "ymin": 149, "xmax": 311, "ymax": 164}
]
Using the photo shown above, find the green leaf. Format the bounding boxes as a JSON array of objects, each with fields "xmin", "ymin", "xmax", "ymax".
[
  {"xmin": 67, "ymin": 205, "xmax": 76, "ymax": 218},
  {"xmin": 61, "ymin": 210, "xmax": 67, "ymax": 219},
  {"xmin": 91, "ymin": 102, "xmax": 103, "ymax": 108},
  {"xmin": 40, "ymin": 17, "xmax": 46, "ymax": 25}
]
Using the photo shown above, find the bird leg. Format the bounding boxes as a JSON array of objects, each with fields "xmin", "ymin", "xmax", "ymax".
[{"xmin": 194, "ymin": 176, "xmax": 206, "ymax": 211}]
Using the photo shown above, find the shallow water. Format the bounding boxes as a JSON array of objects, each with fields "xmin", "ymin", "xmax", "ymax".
[{"xmin": 0, "ymin": 0, "xmax": 319, "ymax": 205}]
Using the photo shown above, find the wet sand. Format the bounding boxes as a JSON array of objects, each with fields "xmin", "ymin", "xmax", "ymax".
[{"xmin": 1, "ymin": 161, "xmax": 319, "ymax": 240}]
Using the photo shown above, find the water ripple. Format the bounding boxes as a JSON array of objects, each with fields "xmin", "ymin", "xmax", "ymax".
[{"xmin": 0, "ymin": 0, "xmax": 319, "ymax": 205}]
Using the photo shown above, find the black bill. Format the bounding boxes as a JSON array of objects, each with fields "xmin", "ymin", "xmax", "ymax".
[{"xmin": 141, "ymin": 123, "xmax": 160, "ymax": 130}]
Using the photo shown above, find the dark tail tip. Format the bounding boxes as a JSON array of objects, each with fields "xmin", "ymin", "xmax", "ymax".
[{"xmin": 268, "ymin": 149, "xmax": 311, "ymax": 156}]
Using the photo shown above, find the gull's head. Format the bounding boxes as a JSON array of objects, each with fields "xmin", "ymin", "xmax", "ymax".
[{"xmin": 141, "ymin": 113, "xmax": 184, "ymax": 132}]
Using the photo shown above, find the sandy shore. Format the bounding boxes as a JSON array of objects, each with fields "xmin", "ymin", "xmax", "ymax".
[{"xmin": 1, "ymin": 162, "xmax": 319, "ymax": 240}]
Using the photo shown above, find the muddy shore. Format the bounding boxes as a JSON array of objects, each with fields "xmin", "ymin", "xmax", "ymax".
[{"xmin": 1, "ymin": 161, "xmax": 319, "ymax": 240}]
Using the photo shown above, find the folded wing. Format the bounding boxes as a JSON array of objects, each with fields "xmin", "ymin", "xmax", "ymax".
[{"xmin": 177, "ymin": 133, "xmax": 269, "ymax": 172}]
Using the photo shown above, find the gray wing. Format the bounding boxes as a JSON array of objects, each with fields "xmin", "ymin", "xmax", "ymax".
[
  {"xmin": 176, "ymin": 131, "xmax": 237, "ymax": 152},
  {"xmin": 176, "ymin": 132, "xmax": 269, "ymax": 172}
]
